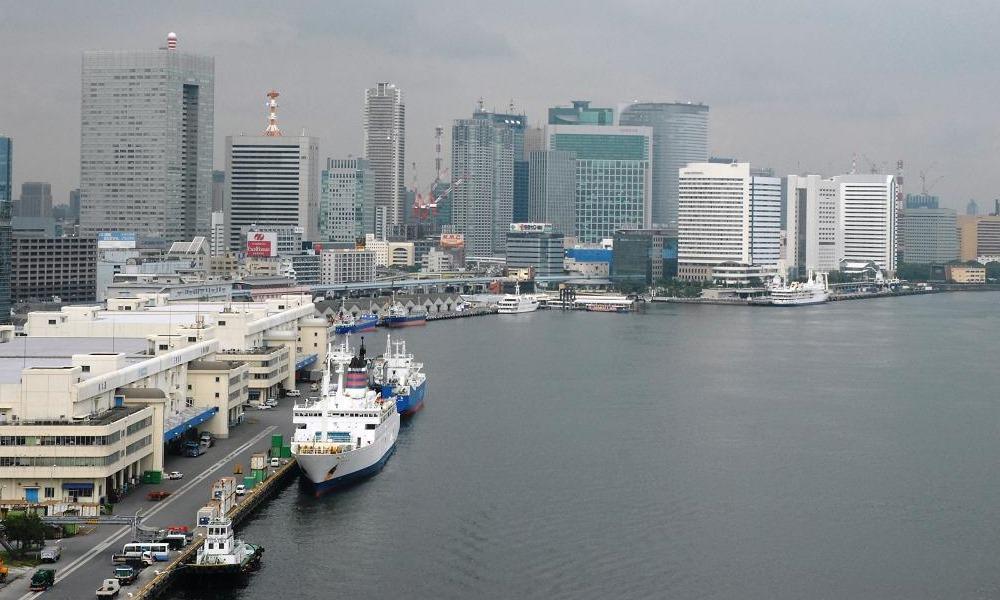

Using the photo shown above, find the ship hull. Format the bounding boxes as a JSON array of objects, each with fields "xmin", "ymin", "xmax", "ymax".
[
  {"xmin": 384, "ymin": 316, "xmax": 427, "ymax": 328},
  {"xmin": 394, "ymin": 380, "xmax": 426, "ymax": 416},
  {"xmin": 770, "ymin": 292, "xmax": 830, "ymax": 306},
  {"xmin": 334, "ymin": 316, "xmax": 379, "ymax": 334},
  {"xmin": 293, "ymin": 411, "xmax": 400, "ymax": 496}
]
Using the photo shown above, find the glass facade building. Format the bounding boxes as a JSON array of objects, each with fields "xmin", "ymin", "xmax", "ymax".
[
  {"xmin": 619, "ymin": 102, "xmax": 709, "ymax": 227},
  {"xmin": 81, "ymin": 44, "xmax": 214, "ymax": 243},
  {"xmin": 611, "ymin": 228, "xmax": 677, "ymax": 285},
  {"xmin": 528, "ymin": 150, "xmax": 577, "ymax": 236},
  {"xmin": 547, "ymin": 126, "xmax": 652, "ymax": 244},
  {"xmin": 905, "ymin": 193, "xmax": 939, "ymax": 209},
  {"xmin": 320, "ymin": 158, "xmax": 375, "ymax": 243},
  {"xmin": 548, "ymin": 100, "xmax": 614, "ymax": 126}
]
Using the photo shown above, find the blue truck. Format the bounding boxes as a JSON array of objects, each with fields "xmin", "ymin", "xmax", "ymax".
[{"xmin": 182, "ymin": 440, "xmax": 203, "ymax": 457}]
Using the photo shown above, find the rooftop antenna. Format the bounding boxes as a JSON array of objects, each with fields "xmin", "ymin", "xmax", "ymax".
[
  {"xmin": 264, "ymin": 90, "xmax": 282, "ymax": 137},
  {"xmin": 476, "ymin": 97, "xmax": 485, "ymax": 113}
]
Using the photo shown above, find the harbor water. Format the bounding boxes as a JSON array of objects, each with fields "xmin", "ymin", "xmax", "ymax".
[{"xmin": 170, "ymin": 292, "xmax": 1000, "ymax": 599}]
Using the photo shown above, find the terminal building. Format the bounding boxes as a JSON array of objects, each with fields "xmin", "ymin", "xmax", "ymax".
[{"xmin": 0, "ymin": 294, "xmax": 330, "ymax": 515}]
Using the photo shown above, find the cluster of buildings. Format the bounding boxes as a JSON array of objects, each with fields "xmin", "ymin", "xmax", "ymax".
[
  {"xmin": 0, "ymin": 293, "xmax": 329, "ymax": 514},
  {"xmin": 0, "ymin": 31, "xmax": 994, "ymax": 321}
]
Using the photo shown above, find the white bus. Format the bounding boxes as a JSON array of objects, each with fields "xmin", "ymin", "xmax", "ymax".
[{"xmin": 121, "ymin": 542, "xmax": 170, "ymax": 561}]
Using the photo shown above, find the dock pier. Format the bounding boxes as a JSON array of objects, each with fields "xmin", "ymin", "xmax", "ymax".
[{"xmin": 130, "ymin": 459, "xmax": 299, "ymax": 600}]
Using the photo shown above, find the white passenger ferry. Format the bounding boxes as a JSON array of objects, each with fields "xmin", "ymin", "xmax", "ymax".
[
  {"xmin": 768, "ymin": 272, "xmax": 830, "ymax": 306},
  {"xmin": 290, "ymin": 338, "xmax": 399, "ymax": 495},
  {"xmin": 497, "ymin": 283, "xmax": 540, "ymax": 314}
]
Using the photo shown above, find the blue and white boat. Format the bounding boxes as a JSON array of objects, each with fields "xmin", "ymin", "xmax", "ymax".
[
  {"xmin": 334, "ymin": 313, "xmax": 378, "ymax": 335},
  {"xmin": 382, "ymin": 303, "xmax": 427, "ymax": 328},
  {"xmin": 290, "ymin": 338, "xmax": 399, "ymax": 496},
  {"xmin": 372, "ymin": 335, "xmax": 427, "ymax": 417}
]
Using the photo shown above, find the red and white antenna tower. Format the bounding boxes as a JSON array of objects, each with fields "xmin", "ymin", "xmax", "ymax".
[
  {"xmin": 264, "ymin": 90, "xmax": 282, "ymax": 137},
  {"xmin": 166, "ymin": 32, "xmax": 178, "ymax": 50}
]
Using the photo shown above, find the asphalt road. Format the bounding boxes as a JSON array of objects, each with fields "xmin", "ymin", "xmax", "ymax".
[{"xmin": 0, "ymin": 384, "xmax": 300, "ymax": 600}]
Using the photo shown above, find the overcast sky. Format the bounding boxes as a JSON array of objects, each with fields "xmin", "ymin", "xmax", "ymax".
[{"xmin": 2, "ymin": 0, "xmax": 998, "ymax": 211}]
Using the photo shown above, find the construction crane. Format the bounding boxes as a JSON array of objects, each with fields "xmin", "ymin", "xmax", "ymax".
[
  {"xmin": 918, "ymin": 163, "xmax": 944, "ymax": 194},
  {"xmin": 412, "ymin": 174, "xmax": 464, "ymax": 221}
]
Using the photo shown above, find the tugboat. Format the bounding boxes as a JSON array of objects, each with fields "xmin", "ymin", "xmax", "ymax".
[{"xmin": 189, "ymin": 517, "xmax": 263, "ymax": 576}]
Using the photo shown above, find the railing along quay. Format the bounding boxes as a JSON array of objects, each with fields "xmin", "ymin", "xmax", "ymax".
[{"xmin": 131, "ymin": 458, "xmax": 299, "ymax": 599}]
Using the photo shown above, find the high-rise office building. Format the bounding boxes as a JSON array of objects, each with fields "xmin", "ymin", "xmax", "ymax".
[
  {"xmin": 212, "ymin": 170, "xmax": 225, "ymax": 212},
  {"xmin": 957, "ymin": 215, "xmax": 1000, "ymax": 261},
  {"xmin": 450, "ymin": 112, "xmax": 515, "ymax": 257},
  {"xmin": 619, "ymin": 102, "xmax": 709, "ymax": 226},
  {"xmin": 785, "ymin": 174, "xmax": 839, "ymax": 276},
  {"xmin": 901, "ymin": 208, "xmax": 958, "ymax": 264},
  {"xmin": 967, "ymin": 199, "xmax": 980, "ymax": 216},
  {"xmin": 548, "ymin": 100, "xmax": 614, "ymax": 125},
  {"xmin": 837, "ymin": 174, "xmax": 897, "ymax": 272},
  {"xmin": 786, "ymin": 173, "xmax": 897, "ymax": 275},
  {"xmin": 320, "ymin": 158, "xmax": 375, "ymax": 243},
  {"xmin": 224, "ymin": 91, "xmax": 319, "ymax": 250},
  {"xmin": 17, "ymin": 182, "xmax": 52, "ymax": 218},
  {"xmin": 677, "ymin": 162, "xmax": 781, "ymax": 281},
  {"xmin": 80, "ymin": 33, "xmax": 214, "ymax": 242},
  {"xmin": 546, "ymin": 124, "xmax": 652, "ymax": 243},
  {"xmin": 68, "ymin": 189, "xmax": 81, "ymax": 223},
  {"xmin": 528, "ymin": 150, "xmax": 576, "ymax": 236},
  {"xmin": 905, "ymin": 193, "xmax": 939, "ymax": 209},
  {"xmin": 0, "ymin": 137, "xmax": 11, "ymax": 320},
  {"xmin": 363, "ymin": 83, "xmax": 406, "ymax": 228}
]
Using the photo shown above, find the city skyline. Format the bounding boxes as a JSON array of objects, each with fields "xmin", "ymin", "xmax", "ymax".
[{"xmin": 1, "ymin": 1, "xmax": 996, "ymax": 213}]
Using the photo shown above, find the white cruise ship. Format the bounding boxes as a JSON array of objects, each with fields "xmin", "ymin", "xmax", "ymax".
[
  {"xmin": 497, "ymin": 283, "xmax": 540, "ymax": 314},
  {"xmin": 290, "ymin": 338, "xmax": 399, "ymax": 495},
  {"xmin": 768, "ymin": 272, "xmax": 830, "ymax": 306}
]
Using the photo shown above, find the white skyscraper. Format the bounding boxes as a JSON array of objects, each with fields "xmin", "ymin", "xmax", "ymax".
[
  {"xmin": 836, "ymin": 174, "xmax": 897, "ymax": 272},
  {"xmin": 677, "ymin": 161, "xmax": 781, "ymax": 281},
  {"xmin": 363, "ymin": 83, "xmax": 406, "ymax": 229},
  {"xmin": 786, "ymin": 173, "xmax": 897, "ymax": 275},
  {"xmin": 224, "ymin": 91, "xmax": 319, "ymax": 250},
  {"xmin": 80, "ymin": 33, "xmax": 214, "ymax": 242}
]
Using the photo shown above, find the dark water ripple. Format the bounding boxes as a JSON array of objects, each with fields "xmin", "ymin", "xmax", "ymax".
[{"xmin": 170, "ymin": 293, "xmax": 1000, "ymax": 600}]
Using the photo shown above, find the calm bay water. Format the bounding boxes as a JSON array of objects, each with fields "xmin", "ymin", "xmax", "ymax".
[{"xmin": 173, "ymin": 292, "xmax": 1000, "ymax": 599}]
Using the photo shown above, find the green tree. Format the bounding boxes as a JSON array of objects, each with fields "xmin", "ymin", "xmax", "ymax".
[{"xmin": 3, "ymin": 512, "xmax": 45, "ymax": 555}]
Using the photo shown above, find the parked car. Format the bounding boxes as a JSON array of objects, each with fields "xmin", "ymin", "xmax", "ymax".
[
  {"xmin": 235, "ymin": 484, "xmax": 247, "ymax": 497},
  {"xmin": 265, "ymin": 398, "xmax": 279, "ymax": 408},
  {"xmin": 255, "ymin": 403, "xmax": 272, "ymax": 411},
  {"xmin": 40, "ymin": 545, "xmax": 61, "ymax": 563},
  {"xmin": 285, "ymin": 389, "xmax": 301, "ymax": 398},
  {"xmin": 29, "ymin": 568, "xmax": 55, "ymax": 591},
  {"xmin": 166, "ymin": 471, "xmax": 184, "ymax": 480},
  {"xmin": 182, "ymin": 440, "xmax": 203, "ymax": 457},
  {"xmin": 199, "ymin": 432, "xmax": 215, "ymax": 447},
  {"xmin": 269, "ymin": 457, "xmax": 281, "ymax": 468}
]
